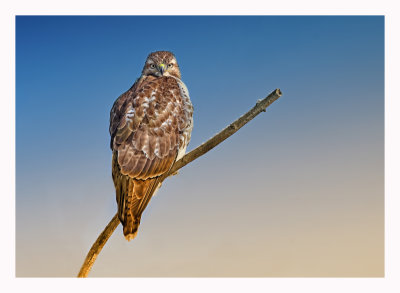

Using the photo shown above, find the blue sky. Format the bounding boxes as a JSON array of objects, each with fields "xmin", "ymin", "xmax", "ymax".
[
  {"xmin": 16, "ymin": 16, "xmax": 383, "ymax": 165},
  {"xmin": 16, "ymin": 16, "xmax": 384, "ymax": 277}
]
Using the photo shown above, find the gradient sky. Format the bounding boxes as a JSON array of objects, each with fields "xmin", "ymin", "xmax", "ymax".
[{"xmin": 16, "ymin": 16, "xmax": 384, "ymax": 277}]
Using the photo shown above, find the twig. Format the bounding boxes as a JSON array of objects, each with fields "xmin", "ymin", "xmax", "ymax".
[{"xmin": 77, "ymin": 88, "xmax": 283, "ymax": 277}]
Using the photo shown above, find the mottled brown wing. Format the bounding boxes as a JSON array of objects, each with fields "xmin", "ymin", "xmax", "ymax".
[
  {"xmin": 109, "ymin": 76, "xmax": 193, "ymax": 240},
  {"xmin": 111, "ymin": 76, "xmax": 188, "ymax": 177}
]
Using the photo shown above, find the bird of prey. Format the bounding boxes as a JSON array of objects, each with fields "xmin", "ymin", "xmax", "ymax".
[{"xmin": 109, "ymin": 51, "xmax": 193, "ymax": 241}]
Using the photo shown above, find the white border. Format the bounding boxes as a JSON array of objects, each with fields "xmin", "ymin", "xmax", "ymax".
[{"xmin": 2, "ymin": 1, "xmax": 399, "ymax": 292}]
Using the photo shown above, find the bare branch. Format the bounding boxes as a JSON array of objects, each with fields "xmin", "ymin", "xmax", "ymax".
[
  {"xmin": 77, "ymin": 88, "xmax": 283, "ymax": 277},
  {"xmin": 77, "ymin": 213, "xmax": 120, "ymax": 277},
  {"xmin": 165, "ymin": 88, "xmax": 282, "ymax": 177}
]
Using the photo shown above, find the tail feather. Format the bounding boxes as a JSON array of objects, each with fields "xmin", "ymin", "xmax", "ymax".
[
  {"xmin": 112, "ymin": 151, "xmax": 162, "ymax": 241},
  {"xmin": 123, "ymin": 218, "xmax": 140, "ymax": 241}
]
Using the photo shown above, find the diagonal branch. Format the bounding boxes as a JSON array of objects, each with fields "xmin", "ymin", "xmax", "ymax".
[
  {"xmin": 165, "ymin": 88, "xmax": 282, "ymax": 177},
  {"xmin": 77, "ymin": 213, "xmax": 120, "ymax": 278},
  {"xmin": 77, "ymin": 88, "xmax": 283, "ymax": 277}
]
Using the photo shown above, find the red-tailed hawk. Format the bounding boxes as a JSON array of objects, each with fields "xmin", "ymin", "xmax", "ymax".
[{"xmin": 109, "ymin": 51, "xmax": 193, "ymax": 241}]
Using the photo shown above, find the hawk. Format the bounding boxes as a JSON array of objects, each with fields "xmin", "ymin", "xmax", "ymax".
[{"xmin": 109, "ymin": 51, "xmax": 193, "ymax": 241}]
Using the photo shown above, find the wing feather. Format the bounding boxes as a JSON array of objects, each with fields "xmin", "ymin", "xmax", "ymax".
[{"xmin": 110, "ymin": 75, "xmax": 193, "ymax": 240}]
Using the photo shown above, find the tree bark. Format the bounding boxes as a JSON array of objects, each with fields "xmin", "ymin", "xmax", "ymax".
[{"xmin": 77, "ymin": 88, "xmax": 283, "ymax": 277}]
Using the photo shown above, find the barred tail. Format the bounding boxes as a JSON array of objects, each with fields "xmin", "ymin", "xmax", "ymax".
[
  {"xmin": 123, "ymin": 216, "xmax": 140, "ymax": 241},
  {"xmin": 112, "ymin": 151, "xmax": 161, "ymax": 241}
]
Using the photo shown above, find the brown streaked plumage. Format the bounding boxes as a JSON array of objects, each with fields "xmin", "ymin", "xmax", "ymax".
[{"xmin": 109, "ymin": 51, "xmax": 193, "ymax": 240}]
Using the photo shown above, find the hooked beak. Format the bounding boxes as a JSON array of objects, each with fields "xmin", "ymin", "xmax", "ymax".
[{"xmin": 158, "ymin": 63, "xmax": 166, "ymax": 75}]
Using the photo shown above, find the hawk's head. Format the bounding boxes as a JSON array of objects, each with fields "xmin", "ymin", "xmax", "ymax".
[{"xmin": 142, "ymin": 51, "xmax": 181, "ymax": 79}]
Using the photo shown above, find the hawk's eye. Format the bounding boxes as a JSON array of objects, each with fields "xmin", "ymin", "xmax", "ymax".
[
  {"xmin": 150, "ymin": 64, "xmax": 155, "ymax": 69},
  {"xmin": 168, "ymin": 63, "xmax": 173, "ymax": 68}
]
